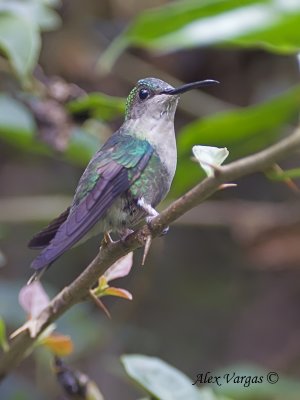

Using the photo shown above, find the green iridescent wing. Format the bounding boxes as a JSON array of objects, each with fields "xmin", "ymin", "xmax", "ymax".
[{"xmin": 30, "ymin": 133, "xmax": 153, "ymax": 271}]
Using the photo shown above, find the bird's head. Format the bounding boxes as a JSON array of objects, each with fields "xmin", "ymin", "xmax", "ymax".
[{"xmin": 125, "ymin": 77, "xmax": 219, "ymax": 122}]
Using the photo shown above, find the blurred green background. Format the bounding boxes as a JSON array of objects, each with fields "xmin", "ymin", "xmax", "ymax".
[{"xmin": 1, "ymin": 0, "xmax": 300, "ymax": 399}]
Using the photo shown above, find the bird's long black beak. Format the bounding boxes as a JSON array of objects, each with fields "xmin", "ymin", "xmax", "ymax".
[{"xmin": 161, "ymin": 79, "xmax": 219, "ymax": 95}]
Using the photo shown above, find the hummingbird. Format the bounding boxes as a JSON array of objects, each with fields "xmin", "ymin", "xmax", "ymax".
[{"xmin": 28, "ymin": 77, "xmax": 218, "ymax": 281}]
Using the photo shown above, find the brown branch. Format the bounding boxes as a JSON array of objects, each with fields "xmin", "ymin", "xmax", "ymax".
[{"xmin": 1, "ymin": 127, "xmax": 300, "ymax": 380}]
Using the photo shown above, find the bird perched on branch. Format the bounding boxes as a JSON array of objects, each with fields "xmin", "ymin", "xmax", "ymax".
[{"xmin": 28, "ymin": 77, "xmax": 218, "ymax": 282}]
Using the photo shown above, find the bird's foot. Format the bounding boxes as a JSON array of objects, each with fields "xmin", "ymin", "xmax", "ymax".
[
  {"xmin": 146, "ymin": 215, "xmax": 169, "ymax": 236},
  {"xmin": 101, "ymin": 232, "xmax": 115, "ymax": 248},
  {"xmin": 145, "ymin": 215, "xmax": 156, "ymax": 224},
  {"xmin": 120, "ymin": 228, "xmax": 134, "ymax": 243},
  {"xmin": 138, "ymin": 198, "xmax": 159, "ymax": 219}
]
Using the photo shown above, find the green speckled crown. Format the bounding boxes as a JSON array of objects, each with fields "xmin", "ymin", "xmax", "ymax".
[{"xmin": 125, "ymin": 77, "xmax": 174, "ymax": 119}]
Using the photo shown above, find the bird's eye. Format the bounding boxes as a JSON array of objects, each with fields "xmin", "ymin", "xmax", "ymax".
[{"xmin": 139, "ymin": 88, "xmax": 150, "ymax": 101}]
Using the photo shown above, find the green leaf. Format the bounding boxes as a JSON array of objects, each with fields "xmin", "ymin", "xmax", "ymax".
[
  {"xmin": 179, "ymin": 86, "xmax": 300, "ymax": 155},
  {"xmin": 0, "ymin": 12, "xmax": 40, "ymax": 80},
  {"xmin": 0, "ymin": 0, "xmax": 60, "ymax": 80},
  {"xmin": 267, "ymin": 167, "xmax": 300, "ymax": 181},
  {"xmin": 0, "ymin": 94, "xmax": 36, "ymax": 141},
  {"xmin": 64, "ymin": 127, "xmax": 103, "ymax": 166},
  {"xmin": 0, "ymin": 94, "xmax": 46, "ymax": 151},
  {"xmin": 121, "ymin": 354, "xmax": 203, "ymax": 400},
  {"xmin": 102, "ymin": 0, "xmax": 300, "ymax": 67},
  {"xmin": 0, "ymin": 1, "xmax": 61, "ymax": 31},
  {"xmin": 173, "ymin": 85, "xmax": 300, "ymax": 194},
  {"xmin": 0, "ymin": 317, "xmax": 9, "ymax": 352},
  {"xmin": 67, "ymin": 93, "xmax": 125, "ymax": 121},
  {"xmin": 0, "ymin": 94, "xmax": 102, "ymax": 167}
]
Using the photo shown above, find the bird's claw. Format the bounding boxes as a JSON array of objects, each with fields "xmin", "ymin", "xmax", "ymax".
[
  {"xmin": 120, "ymin": 228, "xmax": 134, "ymax": 244},
  {"xmin": 145, "ymin": 215, "xmax": 155, "ymax": 225},
  {"xmin": 146, "ymin": 216, "xmax": 169, "ymax": 236},
  {"xmin": 160, "ymin": 226, "xmax": 169, "ymax": 236},
  {"xmin": 101, "ymin": 232, "xmax": 115, "ymax": 248}
]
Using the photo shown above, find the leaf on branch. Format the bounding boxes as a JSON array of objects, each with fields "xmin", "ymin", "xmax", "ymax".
[
  {"xmin": 19, "ymin": 281, "xmax": 50, "ymax": 319},
  {"xmin": 192, "ymin": 145, "xmax": 229, "ymax": 177},
  {"xmin": 40, "ymin": 333, "xmax": 73, "ymax": 356},
  {"xmin": 266, "ymin": 165, "xmax": 300, "ymax": 181},
  {"xmin": 265, "ymin": 164, "xmax": 300, "ymax": 193},
  {"xmin": 13, "ymin": 283, "xmax": 73, "ymax": 352},
  {"xmin": 103, "ymin": 287, "xmax": 132, "ymax": 300},
  {"xmin": 104, "ymin": 252, "xmax": 133, "ymax": 282},
  {"xmin": 10, "ymin": 282, "xmax": 52, "ymax": 338},
  {"xmin": 91, "ymin": 253, "xmax": 133, "ymax": 316}
]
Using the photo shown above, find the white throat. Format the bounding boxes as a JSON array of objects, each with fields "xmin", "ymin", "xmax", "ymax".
[{"xmin": 124, "ymin": 114, "xmax": 177, "ymax": 179}]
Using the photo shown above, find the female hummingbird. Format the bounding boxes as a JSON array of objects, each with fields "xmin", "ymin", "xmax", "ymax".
[{"xmin": 28, "ymin": 77, "xmax": 218, "ymax": 281}]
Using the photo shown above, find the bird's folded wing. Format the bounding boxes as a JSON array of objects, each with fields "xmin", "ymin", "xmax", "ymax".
[{"xmin": 30, "ymin": 135, "xmax": 153, "ymax": 271}]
